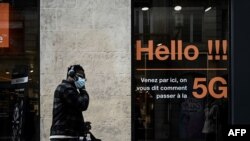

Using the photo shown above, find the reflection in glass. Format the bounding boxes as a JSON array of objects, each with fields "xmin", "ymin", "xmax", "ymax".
[
  {"xmin": 132, "ymin": 0, "xmax": 229, "ymax": 141},
  {"xmin": 0, "ymin": 0, "xmax": 39, "ymax": 140}
]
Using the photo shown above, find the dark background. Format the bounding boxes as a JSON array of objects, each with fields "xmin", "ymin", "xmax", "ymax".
[{"xmin": 231, "ymin": 0, "xmax": 250, "ymax": 125}]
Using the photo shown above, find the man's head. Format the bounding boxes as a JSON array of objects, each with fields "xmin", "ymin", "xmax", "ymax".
[
  {"xmin": 67, "ymin": 65, "xmax": 86, "ymax": 89},
  {"xmin": 67, "ymin": 65, "xmax": 86, "ymax": 80}
]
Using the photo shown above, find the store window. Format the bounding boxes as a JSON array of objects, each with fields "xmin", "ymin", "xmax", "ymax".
[
  {"xmin": 0, "ymin": 0, "xmax": 39, "ymax": 140},
  {"xmin": 132, "ymin": 0, "xmax": 229, "ymax": 141}
]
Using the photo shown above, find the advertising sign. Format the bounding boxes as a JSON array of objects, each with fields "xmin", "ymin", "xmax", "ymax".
[
  {"xmin": 132, "ymin": 1, "xmax": 229, "ymax": 140},
  {"xmin": 0, "ymin": 3, "xmax": 9, "ymax": 48}
]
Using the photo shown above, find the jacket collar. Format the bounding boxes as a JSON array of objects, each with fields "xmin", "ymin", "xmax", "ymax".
[{"xmin": 62, "ymin": 80, "xmax": 76, "ymax": 88}]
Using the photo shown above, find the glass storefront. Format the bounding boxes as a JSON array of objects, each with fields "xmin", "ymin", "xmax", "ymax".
[
  {"xmin": 0, "ymin": 0, "xmax": 39, "ymax": 140},
  {"xmin": 132, "ymin": 0, "xmax": 229, "ymax": 141}
]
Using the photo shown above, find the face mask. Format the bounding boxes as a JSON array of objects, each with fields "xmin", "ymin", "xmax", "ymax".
[{"xmin": 74, "ymin": 77, "xmax": 86, "ymax": 89}]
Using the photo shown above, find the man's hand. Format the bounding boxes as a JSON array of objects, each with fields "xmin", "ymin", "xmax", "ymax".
[{"xmin": 79, "ymin": 88, "xmax": 86, "ymax": 94}]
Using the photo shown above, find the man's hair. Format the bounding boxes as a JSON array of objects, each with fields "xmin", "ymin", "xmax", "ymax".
[{"xmin": 67, "ymin": 64, "xmax": 85, "ymax": 78}]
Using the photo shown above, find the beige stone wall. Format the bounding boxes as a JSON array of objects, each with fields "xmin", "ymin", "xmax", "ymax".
[{"xmin": 40, "ymin": 0, "xmax": 131, "ymax": 140}]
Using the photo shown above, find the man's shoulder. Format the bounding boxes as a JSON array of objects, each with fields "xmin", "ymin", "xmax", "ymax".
[
  {"xmin": 61, "ymin": 80, "xmax": 74, "ymax": 88},
  {"xmin": 55, "ymin": 80, "xmax": 74, "ymax": 92}
]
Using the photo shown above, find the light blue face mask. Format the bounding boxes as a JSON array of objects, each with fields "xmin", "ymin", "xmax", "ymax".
[{"xmin": 74, "ymin": 77, "xmax": 86, "ymax": 89}]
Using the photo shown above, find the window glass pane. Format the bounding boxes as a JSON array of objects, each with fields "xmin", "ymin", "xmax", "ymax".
[
  {"xmin": 0, "ymin": 0, "xmax": 39, "ymax": 140},
  {"xmin": 132, "ymin": 0, "xmax": 229, "ymax": 140}
]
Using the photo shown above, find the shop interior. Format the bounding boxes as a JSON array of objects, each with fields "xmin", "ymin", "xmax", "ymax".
[
  {"xmin": 132, "ymin": 0, "xmax": 229, "ymax": 141},
  {"xmin": 0, "ymin": 0, "xmax": 39, "ymax": 140}
]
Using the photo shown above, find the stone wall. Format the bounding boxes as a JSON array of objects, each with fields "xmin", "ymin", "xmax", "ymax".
[{"xmin": 40, "ymin": 0, "xmax": 131, "ymax": 140}]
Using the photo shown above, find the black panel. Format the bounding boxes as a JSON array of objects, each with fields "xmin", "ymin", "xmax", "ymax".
[{"xmin": 231, "ymin": 0, "xmax": 250, "ymax": 124}]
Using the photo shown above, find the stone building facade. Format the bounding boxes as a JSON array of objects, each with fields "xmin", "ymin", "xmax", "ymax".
[{"xmin": 40, "ymin": 0, "xmax": 131, "ymax": 140}]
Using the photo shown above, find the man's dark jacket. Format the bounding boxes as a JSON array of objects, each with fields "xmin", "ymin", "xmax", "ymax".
[{"xmin": 50, "ymin": 80, "xmax": 89, "ymax": 136}]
